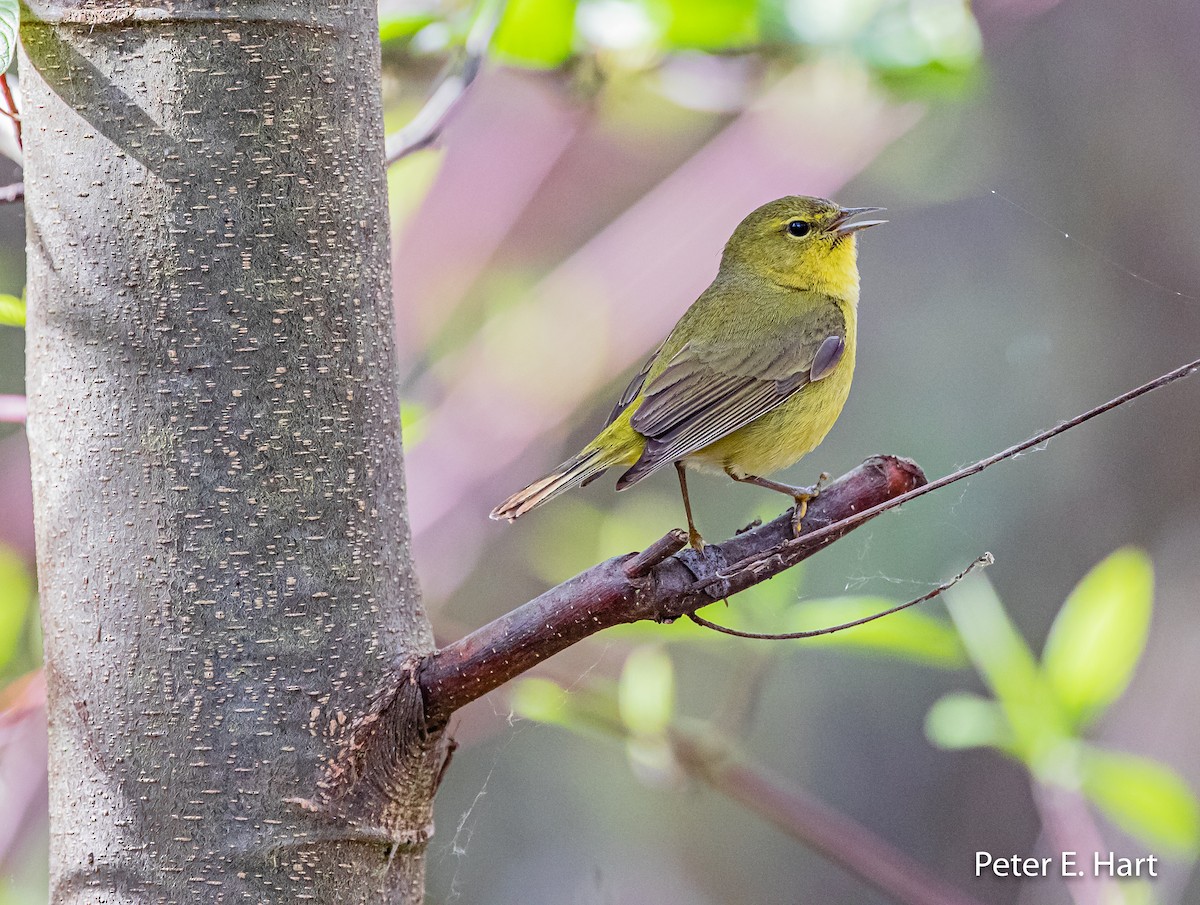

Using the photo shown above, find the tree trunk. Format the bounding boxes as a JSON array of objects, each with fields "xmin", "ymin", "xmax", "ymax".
[{"xmin": 21, "ymin": 3, "xmax": 447, "ymax": 901}]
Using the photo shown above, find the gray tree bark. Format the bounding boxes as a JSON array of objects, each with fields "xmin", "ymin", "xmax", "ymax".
[{"xmin": 21, "ymin": 2, "xmax": 448, "ymax": 902}]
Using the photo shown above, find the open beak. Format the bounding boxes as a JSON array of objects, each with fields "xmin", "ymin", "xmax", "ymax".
[{"xmin": 830, "ymin": 206, "xmax": 887, "ymax": 236}]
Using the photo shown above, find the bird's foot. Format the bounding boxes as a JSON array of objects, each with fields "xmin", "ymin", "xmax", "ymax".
[
  {"xmin": 788, "ymin": 473, "xmax": 830, "ymax": 537},
  {"xmin": 726, "ymin": 468, "xmax": 831, "ymax": 537},
  {"xmin": 686, "ymin": 526, "xmax": 706, "ymax": 550}
]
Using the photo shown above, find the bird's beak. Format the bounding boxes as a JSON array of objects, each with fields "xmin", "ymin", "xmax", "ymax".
[{"xmin": 830, "ymin": 206, "xmax": 888, "ymax": 235}]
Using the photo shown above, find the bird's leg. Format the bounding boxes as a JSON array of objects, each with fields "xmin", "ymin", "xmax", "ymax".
[
  {"xmin": 675, "ymin": 461, "xmax": 705, "ymax": 549},
  {"xmin": 725, "ymin": 469, "xmax": 831, "ymax": 536}
]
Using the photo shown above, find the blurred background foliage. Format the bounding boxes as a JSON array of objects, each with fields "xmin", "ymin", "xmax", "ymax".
[
  {"xmin": 4, "ymin": 0, "xmax": 1200, "ymax": 902},
  {"xmin": 515, "ymin": 548, "xmax": 1199, "ymax": 901}
]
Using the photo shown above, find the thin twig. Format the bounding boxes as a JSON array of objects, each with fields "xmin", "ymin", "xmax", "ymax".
[
  {"xmin": 0, "ymin": 74, "xmax": 21, "ymax": 150},
  {"xmin": 688, "ymin": 553, "xmax": 992, "ymax": 640},
  {"xmin": 670, "ymin": 728, "xmax": 987, "ymax": 905},
  {"xmin": 624, "ymin": 528, "xmax": 688, "ymax": 579},
  {"xmin": 704, "ymin": 355, "xmax": 1200, "ymax": 593},
  {"xmin": 384, "ymin": 0, "xmax": 506, "ymax": 166}
]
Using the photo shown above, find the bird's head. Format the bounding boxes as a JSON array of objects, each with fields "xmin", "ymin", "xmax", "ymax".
[{"xmin": 720, "ymin": 195, "xmax": 886, "ymax": 298}]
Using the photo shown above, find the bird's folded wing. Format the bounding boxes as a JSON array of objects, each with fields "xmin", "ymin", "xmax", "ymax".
[
  {"xmin": 604, "ymin": 341, "xmax": 663, "ymax": 427},
  {"xmin": 629, "ymin": 305, "xmax": 846, "ymax": 472}
]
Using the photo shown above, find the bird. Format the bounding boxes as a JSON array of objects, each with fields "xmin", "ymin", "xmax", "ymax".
[{"xmin": 490, "ymin": 195, "xmax": 885, "ymax": 549}]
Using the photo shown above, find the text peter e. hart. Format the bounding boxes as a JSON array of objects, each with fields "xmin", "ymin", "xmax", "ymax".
[{"xmin": 975, "ymin": 851, "xmax": 1158, "ymax": 879}]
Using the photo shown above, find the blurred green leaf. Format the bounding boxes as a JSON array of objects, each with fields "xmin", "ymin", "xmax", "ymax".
[
  {"xmin": 925, "ymin": 692, "xmax": 1011, "ymax": 751},
  {"xmin": 1042, "ymin": 547, "xmax": 1153, "ymax": 730},
  {"xmin": 785, "ymin": 0, "xmax": 881, "ymax": 45},
  {"xmin": 946, "ymin": 576, "xmax": 1068, "ymax": 770},
  {"xmin": 511, "ymin": 676, "xmax": 570, "ymax": 722},
  {"xmin": 656, "ymin": 0, "xmax": 757, "ymax": 50},
  {"xmin": 785, "ymin": 0, "xmax": 982, "ymax": 99},
  {"xmin": 511, "ymin": 677, "xmax": 626, "ymax": 739},
  {"xmin": 1081, "ymin": 747, "xmax": 1200, "ymax": 856},
  {"xmin": 379, "ymin": 12, "xmax": 438, "ymax": 45},
  {"xmin": 856, "ymin": 0, "xmax": 982, "ymax": 73},
  {"xmin": 0, "ymin": 0, "xmax": 16, "ymax": 74},
  {"xmin": 400, "ymin": 400, "xmax": 429, "ymax": 448},
  {"xmin": 528, "ymin": 498, "xmax": 608, "ymax": 585},
  {"xmin": 624, "ymin": 734, "xmax": 676, "ymax": 780},
  {"xmin": 0, "ymin": 292, "xmax": 23, "ymax": 327},
  {"xmin": 0, "ymin": 544, "xmax": 32, "ymax": 671},
  {"xmin": 618, "ymin": 645, "xmax": 675, "ymax": 735},
  {"xmin": 782, "ymin": 596, "xmax": 965, "ymax": 667},
  {"xmin": 494, "ymin": 0, "xmax": 578, "ymax": 67},
  {"xmin": 875, "ymin": 61, "xmax": 985, "ymax": 103}
]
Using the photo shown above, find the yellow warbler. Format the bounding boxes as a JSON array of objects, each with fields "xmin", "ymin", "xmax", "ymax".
[{"xmin": 491, "ymin": 195, "xmax": 884, "ymax": 548}]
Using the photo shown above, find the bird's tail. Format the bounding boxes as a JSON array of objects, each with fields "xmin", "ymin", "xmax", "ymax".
[{"xmin": 491, "ymin": 446, "xmax": 614, "ymax": 522}]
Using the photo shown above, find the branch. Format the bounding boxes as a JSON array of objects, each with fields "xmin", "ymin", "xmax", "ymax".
[
  {"xmin": 670, "ymin": 727, "xmax": 987, "ymax": 905},
  {"xmin": 418, "ymin": 454, "xmax": 926, "ymax": 728},
  {"xmin": 418, "ymin": 354, "xmax": 1200, "ymax": 728},
  {"xmin": 0, "ymin": 74, "xmax": 20, "ymax": 150},
  {"xmin": 687, "ymin": 552, "xmax": 992, "ymax": 639},
  {"xmin": 706, "ymin": 354, "xmax": 1200, "ymax": 592},
  {"xmin": 383, "ymin": 0, "xmax": 505, "ymax": 166}
]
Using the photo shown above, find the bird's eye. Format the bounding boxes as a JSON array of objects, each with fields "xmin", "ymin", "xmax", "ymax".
[{"xmin": 786, "ymin": 220, "xmax": 811, "ymax": 237}]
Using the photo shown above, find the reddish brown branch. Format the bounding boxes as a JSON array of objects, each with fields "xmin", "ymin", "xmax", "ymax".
[
  {"xmin": 418, "ymin": 353, "xmax": 1200, "ymax": 729},
  {"xmin": 0, "ymin": 75, "xmax": 20, "ymax": 150},
  {"xmin": 418, "ymin": 454, "xmax": 925, "ymax": 728}
]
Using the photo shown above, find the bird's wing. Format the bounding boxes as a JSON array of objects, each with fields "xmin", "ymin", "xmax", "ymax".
[
  {"xmin": 603, "ymin": 341, "xmax": 664, "ymax": 427},
  {"xmin": 626, "ymin": 303, "xmax": 846, "ymax": 479}
]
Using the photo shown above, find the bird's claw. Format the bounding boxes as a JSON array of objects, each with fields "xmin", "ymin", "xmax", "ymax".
[{"xmin": 789, "ymin": 476, "xmax": 827, "ymax": 537}]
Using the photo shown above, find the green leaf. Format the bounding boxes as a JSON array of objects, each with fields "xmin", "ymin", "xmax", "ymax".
[
  {"xmin": 0, "ymin": 544, "xmax": 32, "ymax": 671},
  {"xmin": 783, "ymin": 0, "xmax": 875, "ymax": 48},
  {"xmin": 399, "ymin": 400, "xmax": 428, "ymax": 448},
  {"xmin": 510, "ymin": 677, "xmax": 625, "ymax": 739},
  {"xmin": 493, "ymin": 0, "xmax": 578, "ymax": 68},
  {"xmin": 379, "ymin": 13, "xmax": 438, "ymax": 45},
  {"xmin": 511, "ymin": 677, "xmax": 570, "ymax": 723},
  {"xmin": 0, "ymin": 0, "xmax": 15, "ymax": 74},
  {"xmin": 618, "ymin": 645, "xmax": 675, "ymax": 736},
  {"xmin": 656, "ymin": 0, "xmax": 757, "ymax": 50},
  {"xmin": 782, "ymin": 596, "xmax": 966, "ymax": 667},
  {"xmin": 0, "ymin": 292, "xmax": 23, "ymax": 327},
  {"xmin": 1081, "ymin": 747, "xmax": 1200, "ymax": 856},
  {"xmin": 925, "ymin": 692, "xmax": 1011, "ymax": 751},
  {"xmin": 855, "ymin": 0, "xmax": 982, "ymax": 73},
  {"xmin": 1042, "ymin": 547, "xmax": 1153, "ymax": 729},
  {"xmin": 945, "ymin": 576, "xmax": 1068, "ymax": 770}
]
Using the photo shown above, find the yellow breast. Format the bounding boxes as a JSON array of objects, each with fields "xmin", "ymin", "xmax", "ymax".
[{"xmin": 688, "ymin": 308, "xmax": 856, "ymax": 477}]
